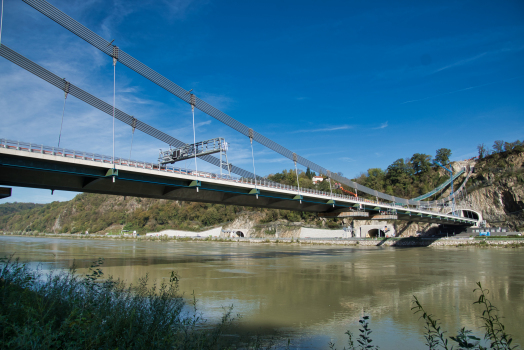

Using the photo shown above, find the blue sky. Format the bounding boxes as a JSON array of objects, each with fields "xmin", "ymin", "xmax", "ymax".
[{"xmin": 1, "ymin": 0, "xmax": 523, "ymax": 204}]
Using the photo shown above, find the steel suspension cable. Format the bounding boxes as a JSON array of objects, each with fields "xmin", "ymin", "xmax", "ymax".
[
  {"xmin": 0, "ymin": 0, "xmax": 4, "ymax": 47},
  {"xmin": 112, "ymin": 49, "xmax": 116, "ymax": 171},
  {"xmin": 190, "ymin": 93, "xmax": 198, "ymax": 177},
  {"xmin": 57, "ymin": 80, "xmax": 69, "ymax": 148},
  {"xmin": 293, "ymin": 153, "xmax": 301, "ymax": 203},
  {"xmin": 249, "ymin": 128, "xmax": 257, "ymax": 195},
  {"xmin": 0, "ymin": 44, "xmax": 263, "ymax": 181},
  {"xmin": 129, "ymin": 117, "xmax": 136, "ymax": 161},
  {"xmin": 20, "ymin": 0, "xmax": 419, "ymax": 206}
]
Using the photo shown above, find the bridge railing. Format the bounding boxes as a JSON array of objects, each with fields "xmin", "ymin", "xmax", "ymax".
[{"xmin": 1, "ymin": 138, "xmax": 469, "ymax": 219}]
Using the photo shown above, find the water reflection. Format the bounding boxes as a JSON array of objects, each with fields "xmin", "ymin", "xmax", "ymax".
[{"xmin": 1, "ymin": 236, "xmax": 522, "ymax": 348}]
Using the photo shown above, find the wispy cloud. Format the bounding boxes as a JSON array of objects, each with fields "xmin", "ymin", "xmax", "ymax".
[
  {"xmin": 373, "ymin": 121, "xmax": 388, "ymax": 129},
  {"xmin": 339, "ymin": 157, "xmax": 354, "ymax": 162},
  {"xmin": 431, "ymin": 52, "xmax": 488, "ymax": 74},
  {"xmin": 196, "ymin": 120, "xmax": 212, "ymax": 128},
  {"xmin": 402, "ymin": 75, "xmax": 524, "ymax": 104},
  {"xmin": 303, "ymin": 150, "xmax": 347, "ymax": 158},
  {"xmin": 291, "ymin": 125, "xmax": 353, "ymax": 133}
]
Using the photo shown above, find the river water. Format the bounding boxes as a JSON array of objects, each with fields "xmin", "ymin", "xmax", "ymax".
[{"xmin": 1, "ymin": 236, "xmax": 522, "ymax": 349}]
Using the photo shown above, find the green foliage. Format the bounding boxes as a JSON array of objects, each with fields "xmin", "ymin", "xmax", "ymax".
[
  {"xmin": 473, "ymin": 282, "xmax": 517, "ymax": 349},
  {"xmin": 504, "ymin": 140, "xmax": 523, "ymax": 152},
  {"xmin": 355, "ymin": 150, "xmax": 453, "ymax": 200},
  {"xmin": 411, "ymin": 153, "xmax": 432, "ymax": 174},
  {"xmin": 331, "ymin": 282, "xmax": 520, "ymax": 350},
  {"xmin": 478, "ymin": 143, "xmax": 488, "ymax": 159},
  {"xmin": 435, "ymin": 148, "xmax": 452, "ymax": 165},
  {"xmin": 412, "ymin": 295, "xmax": 451, "ymax": 349},
  {"xmin": 0, "ymin": 194, "xmax": 243, "ymax": 234},
  {"xmin": 329, "ymin": 316, "xmax": 378, "ymax": 350},
  {"xmin": 493, "ymin": 140, "xmax": 505, "ymax": 153},
  {"xmin": 411, "ymin": 282, "xmax": 518, "ymax": 350},
  {"xmin": 327, "ymin": 220, "xmax": 341, "ymax": 229},
  {"xmin": 305, "ymin": 167, "xmax": 315, "ymax": 179},
  {"xmin": 264, "ymin": 227, "xmax": 276, "ymax": 235},
  {"xmin": 0, "ymin": 202, "xmax": 44, "ymax": 216},
  {"xmin": 0, "ymin": 256, "xmax": 236, "ymax": 350}
]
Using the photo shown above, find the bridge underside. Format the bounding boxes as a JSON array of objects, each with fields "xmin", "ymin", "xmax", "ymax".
[
  {"xmin": 0, "ymin": 150, "xmax": 475, "ymax": 226},
  {"xmin": 0, "ymin": 187, "xmax": 11, "ymax": 199}
]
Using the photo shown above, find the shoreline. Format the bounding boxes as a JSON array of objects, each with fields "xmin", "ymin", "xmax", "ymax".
[{"xmin": 2, "ymin": 232, "xmax": 523, "ymax": 248}]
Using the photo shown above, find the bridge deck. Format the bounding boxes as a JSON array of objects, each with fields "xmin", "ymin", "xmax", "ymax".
[{"xmin": 0, "ymin": 140, "xmax": 477, "ymax": 226}]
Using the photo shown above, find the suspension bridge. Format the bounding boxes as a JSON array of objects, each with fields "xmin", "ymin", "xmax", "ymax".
[{"xmin": 0, "ymin": 0, "xmax": 479, "ymax": 227}]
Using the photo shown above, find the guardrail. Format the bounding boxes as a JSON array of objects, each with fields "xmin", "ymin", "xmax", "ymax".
[{"xmin": 0, "ymin": 138, "xmax": 474, "ymax": 220}]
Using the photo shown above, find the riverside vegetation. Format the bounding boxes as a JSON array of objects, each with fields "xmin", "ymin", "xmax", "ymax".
[
  {"xmin": 0, "ymin": 257, "xmax": 519, "ymax": 349},
  {"xmin": 0, "ymin": 141, "xmax": 523, "ymax": 234}
]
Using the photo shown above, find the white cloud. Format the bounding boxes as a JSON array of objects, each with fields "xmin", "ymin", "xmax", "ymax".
[
  {"xmin": 431, "ymin": 52, "xmax": 488, "ymax": 74},
  {"xmin": 401, "ymin": 75, "xmax": 524, "ymax": 104},
  {"xmin": 373, "ymin": 121, "xmax": 388, "ymax": 129},
  {"xmin": 291, "ymin": 125, "xmax": 353, "ymax": 133}
]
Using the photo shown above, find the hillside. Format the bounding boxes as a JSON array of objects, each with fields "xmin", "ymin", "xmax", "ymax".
[
  {"xmin": 465, "ymin": 147, "xmax": 524, "ymax": 230},
  {"xmin": 0, "ymin": 202, "xmax": 44, "ymax": 217}
]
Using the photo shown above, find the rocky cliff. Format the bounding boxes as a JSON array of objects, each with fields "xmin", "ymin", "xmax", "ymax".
[{"xmin": 464, "ymin": 149, "xmax": 524, "ymax": 230}]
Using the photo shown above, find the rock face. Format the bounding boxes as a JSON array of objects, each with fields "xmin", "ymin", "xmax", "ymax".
[{"xmin": 464, "ymin": 150, "xmax": 524, "ymax": 231}]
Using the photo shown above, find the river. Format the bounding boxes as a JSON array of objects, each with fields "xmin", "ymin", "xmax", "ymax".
[{"xmin": 0, "ymin": 236, "xmax": 522, "ymax": 349}]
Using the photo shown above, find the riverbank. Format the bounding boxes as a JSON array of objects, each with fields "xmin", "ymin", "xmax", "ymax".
[
  {"xmin": 1, "ymin": 234, "xmax": 523, "ymax": 349},
  {"xmin": 2, "ymin": 231, "xmax": 523, "ymax": 247}
]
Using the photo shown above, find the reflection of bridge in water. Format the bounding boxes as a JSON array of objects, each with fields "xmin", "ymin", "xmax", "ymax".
[{"xmin": 0, "ymin": 0, "xmax": 480, "ymax": 227}]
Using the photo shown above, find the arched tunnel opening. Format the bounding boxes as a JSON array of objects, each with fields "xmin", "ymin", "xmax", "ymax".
[
  {"xmin": 446, "ymin": 210, "xmax": 480, "ymax": 221},
  {"xmin": 368, "ymin": 229, "xmax": 381, "ymax": 238},
  {"xmin": 235, "ymin": 231, "xmax": 244, "ymax": 237},
  {"xmin": 462, "ymin": 210, "xmax": 479, "ymax": 220}
]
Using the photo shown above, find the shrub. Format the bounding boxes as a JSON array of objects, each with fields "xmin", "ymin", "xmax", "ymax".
[
  {"xmin": 0, "ymin": 256, "xmax": 235, "ymax": 350},
  {"xmin": 330, "ymin": 282, "xmax": 519, "ymax": 350}
]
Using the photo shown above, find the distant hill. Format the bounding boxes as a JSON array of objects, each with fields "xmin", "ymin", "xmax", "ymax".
[{"xmin": 0, "ymin": 202, "xmax": 45, "ymax": 217}]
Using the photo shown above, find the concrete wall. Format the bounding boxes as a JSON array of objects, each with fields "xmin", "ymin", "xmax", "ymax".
[
  {"xmin": 146, "ymin": 227, "xmax": 221, "ymax": 237},
  {"xmin": 300, "ymin": 227, "xmax": 347, "ymax": 238}
]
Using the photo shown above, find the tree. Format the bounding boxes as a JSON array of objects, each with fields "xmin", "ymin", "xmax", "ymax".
[
  {"xmin": 477, "ymin": 144, "xmax": 487, "ymax": 158},
  {"xmin": 305, "ymin": 167, "xmax": 313, "ymax": 179},
  {"xmin": 493, "ymin": 140, "xmax": 504, "ymax": 153},
  {"xmin": 434, "ymin": 148, "xmax": 451, "ymax": 165},
  {"xmin": 504, "ymin": 141, "xmax": 519, "ymax": 152},
  {"xmin": 387, "ymin": 158, "xmax": 414, "ymax": 183},
  {"xmin": 410, "ymin": 153, "xmax": 432, "ymax": 175},
  {"xmin": 364, "ymin": 168, "xmax": 386, "ymax": 192}
]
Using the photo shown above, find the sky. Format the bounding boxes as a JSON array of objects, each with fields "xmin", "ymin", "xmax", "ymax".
[{"xmin": 0, "ymin": 0, "xmax": 523, "ymax": 204}]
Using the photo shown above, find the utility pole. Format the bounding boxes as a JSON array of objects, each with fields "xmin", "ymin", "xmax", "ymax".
[{"xmin": 434, "ymin": 161, "xmax": 456, "ymax": 216}]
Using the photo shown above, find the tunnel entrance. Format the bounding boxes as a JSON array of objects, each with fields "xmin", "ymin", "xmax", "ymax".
[
  {"xmin": 462, "ymin": 210, "xmax": 479, "ymax": 220},
  {"xmin": 368, "ymin": 229, "xmax": 384, "ymax": 238},
  {"xmin": 235, "ymin": 231, "xmax": 244, "ymax": 237}
]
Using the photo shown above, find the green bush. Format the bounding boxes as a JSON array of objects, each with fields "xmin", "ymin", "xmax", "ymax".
[
  {"xmin": 0, "ymin": 256, "xmax": 234, "ymax": 350},
  {"xmin": 330, "ymin": 282, "xmax": 519, "ymax": 350}
]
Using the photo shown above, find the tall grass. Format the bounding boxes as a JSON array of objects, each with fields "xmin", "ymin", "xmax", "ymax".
[
  {"xmin": 0, "ymin": 256, "xmax": 234, "ymax": 349},
  {"xmin": 330, "ymin": 282, "xmax": 519, "ymax": 350}
]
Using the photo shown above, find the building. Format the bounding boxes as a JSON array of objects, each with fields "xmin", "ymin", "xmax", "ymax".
[{"xmin": 312, "ymin": 176, "xmax": 324, "ymax": 184}]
